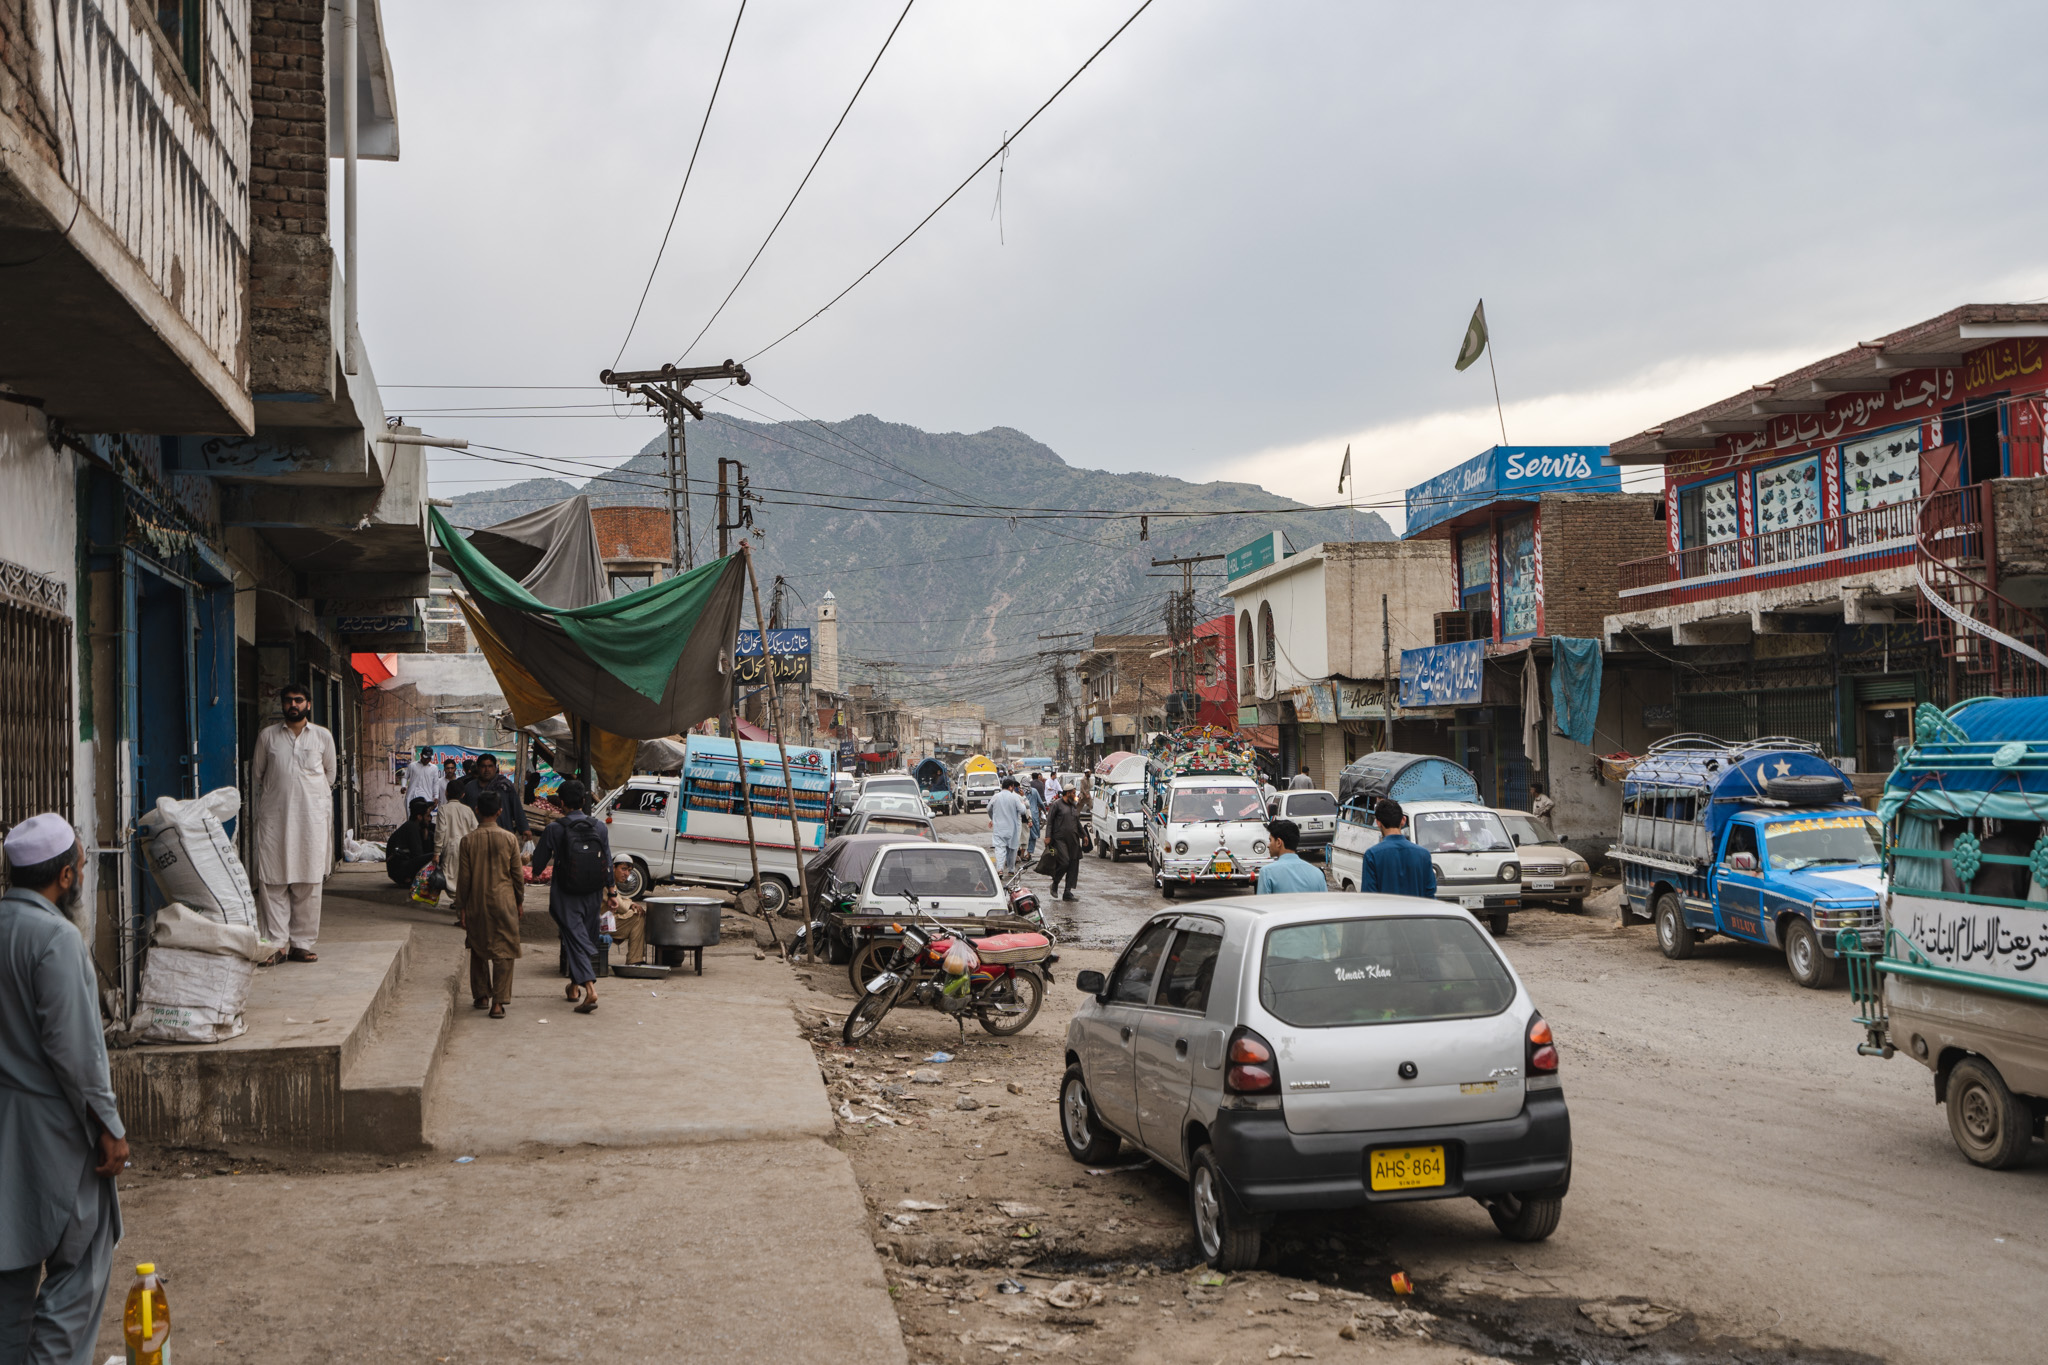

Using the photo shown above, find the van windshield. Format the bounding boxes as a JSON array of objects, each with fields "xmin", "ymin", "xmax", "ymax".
[
  {"xmin": 871, "ymin": 847, "xmax": 998, "ymax": 899},
  {"xmin": 1411, "ymin": 809, "xmax": 1513, "ymax": 853},
  {"xmin": 1260, "ymin": 916, "xmax": 1516, "ymax": 1026},
  {"xmin": 1114, "ymin": 788, "xmax": 1145, "ymax": 813},
  {"xmin": 1169, "ymin": 786, "xmax": 1266, "ymax": 822}
]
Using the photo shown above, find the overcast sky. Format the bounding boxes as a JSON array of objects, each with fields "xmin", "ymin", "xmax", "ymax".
[{"xmin": 362, "ymin": 1, "xmax": 2048, "ymax": 530}]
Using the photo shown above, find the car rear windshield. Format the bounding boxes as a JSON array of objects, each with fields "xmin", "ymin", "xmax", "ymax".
[
  {"xmin": 1285, "ymin": 792, "xmax": 1338, "ymax": 817},
  {"xmin": 865, "ymin": 778, "xmax": 920, "ymax": 796},
  {"xmin": 872, "ymin": 847, "xmax": 998, "ymax": 899},
  {"xmin": 1259, "ymin": 916, "xmax": 1515, "ymax": 1026}
]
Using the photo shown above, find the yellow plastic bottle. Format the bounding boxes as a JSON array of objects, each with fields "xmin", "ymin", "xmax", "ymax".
[{"xmin": 122, "ymin": 1262, "xmax": 169, "ymax": 1365}]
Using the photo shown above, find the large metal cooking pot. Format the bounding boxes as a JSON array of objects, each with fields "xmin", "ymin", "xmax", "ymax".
[{"xmin": 643, "ymin": 896, "xmax": 725, "ymax": 948}]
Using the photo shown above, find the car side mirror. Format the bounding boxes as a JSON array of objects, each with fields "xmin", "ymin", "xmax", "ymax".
[
  {"xmin": 1075, "ymin": 969, "xmax": 1106, "ymax": 996},
  {"xmin": 1511, "ymin": 833, "xmax": 1525, "ymax": 846}
]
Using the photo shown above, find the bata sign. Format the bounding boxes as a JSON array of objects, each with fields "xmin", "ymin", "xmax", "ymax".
[{"xmin": 1405, "ymin": 445, "xmax": 1618, "ymax": 537}]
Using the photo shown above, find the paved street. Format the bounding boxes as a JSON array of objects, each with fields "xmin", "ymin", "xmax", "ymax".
[{"xmin": 837, "ymin": 814, "xmax": 2046, "ymax": 1364}]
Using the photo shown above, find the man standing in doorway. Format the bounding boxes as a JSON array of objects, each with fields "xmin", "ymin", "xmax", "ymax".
[
  {"xmin": 1529, "ymin": 782, "xmax": 1554, "ymax": 821},
  {"xmin": 0, "ymin": 815, "xmax": 128, "ymax": 1365},
  {"xmin": 465, "ymin": 755, "xmax": 529, "ymax": 839},
  {"xmin": 1289, "ymin": 765, "xmax": 1314, "ymax": 790},
  {"xmin": 403, "ymin": 746, "xmax": 444, "ymax": 809},
  {"xmin": 251, "ymin": 682, "xmax": 337, "ymax": 965},
  {"xmin": 988, "ymin": 778, "xmax": 1028, "ymax": 875}
]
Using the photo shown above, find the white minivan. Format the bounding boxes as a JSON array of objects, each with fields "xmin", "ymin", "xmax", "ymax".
[
  {"xmin": 1329, "ymin": 800, "xmax": 1522, "ymax": 934},
  {"xmin": 1090, "ymin": 782, "xmax": 1147, "ymax": 860},
  {"xmin": 1147, "ymin": 775, "xmax": 1274, "ymax": 897}
]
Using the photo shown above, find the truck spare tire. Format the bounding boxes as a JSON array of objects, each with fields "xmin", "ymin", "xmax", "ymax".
[{"xmin": 1767, "ymin": 774, "xmax": 1845, "ymax": 806}]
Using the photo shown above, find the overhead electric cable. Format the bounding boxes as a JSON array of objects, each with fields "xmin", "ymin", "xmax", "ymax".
[
  {"xmin": 612, "ymin": 0, "xmax": 748, "ymax": 368},
  {"xmin": 680, "ymin": 0, "xmax": 916, "ymax": 362},
  {"xmin": 742, "ymin": 0, "xmax": 1158, "ymax": 363}
]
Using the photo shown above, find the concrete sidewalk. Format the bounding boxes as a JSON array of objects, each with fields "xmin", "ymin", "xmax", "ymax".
[{"xmin": 98, "ymin": 864, "xmax": 906, "ymax": 1364}]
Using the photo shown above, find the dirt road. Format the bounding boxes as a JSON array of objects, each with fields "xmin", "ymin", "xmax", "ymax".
[{"xmin": 811, "ymin": 817, "xmax": 2045, "ymax": 1364}]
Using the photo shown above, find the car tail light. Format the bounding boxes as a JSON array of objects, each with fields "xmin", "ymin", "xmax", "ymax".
[
  {"xmin": 1527, "ymin": 1013, "xmax": 1558, "ymax": 1075},
  {"xmin": 1225, "ymin": 1027, "xmax": 1278, "ymax": 1094}
]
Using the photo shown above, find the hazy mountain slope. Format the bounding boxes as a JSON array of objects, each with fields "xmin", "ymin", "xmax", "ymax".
[{"xmin": 443, "ymin": 414, "xmax": 1388, "ymax": 720}]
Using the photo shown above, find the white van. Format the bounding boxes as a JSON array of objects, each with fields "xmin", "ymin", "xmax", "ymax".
[
  {"xmin": 598, "ymin": 735, "xmax": 834, "ymax": 915},
  {"xmin": 1147, "ymin": 775, "xmax": 1274, "ymax": 898},
  {"xmin": 1329, "ymin": 799, "xmax": 1522, "ymax": 934},
  {"xmin": 1089, "ymin": 782, "xmax": 1147, "ymax": 860},
  {"xmin": 957, "ymin": 769, "xmax": 1000, "ymax": 813}
]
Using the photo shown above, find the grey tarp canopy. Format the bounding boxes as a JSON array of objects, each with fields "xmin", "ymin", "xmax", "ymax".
[
  {"xmin": 436, "ymin": 494, "xmax": 608, "ymax": 608},
  {"xmin": 526, "ymin": 718, "xmax": 689, "ymax": 778}
]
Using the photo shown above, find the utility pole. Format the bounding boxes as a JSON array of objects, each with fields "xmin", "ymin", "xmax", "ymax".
[
  {"xmin": 1382, "ymin": 593, "xmax": 1397, "ymax": 752},
  {"xmin": 1151, "ymin": 554, "xmax": 1225, "ymax": 724},
  {"xmin": 715, "ymin": 456, "xmax": 757, "ymax": 559},
  {"xmin": 599, "ymin": 359, "xmax": 752, "ymax": 572}
]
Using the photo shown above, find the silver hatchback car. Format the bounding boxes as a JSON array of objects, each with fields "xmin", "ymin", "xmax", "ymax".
[{"xmin": 1061, "ymin": 893, "xmax": 1570, "ymax": 1268}]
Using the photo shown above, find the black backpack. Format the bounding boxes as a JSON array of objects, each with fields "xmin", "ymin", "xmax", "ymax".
[{"xmin": 557, "ymin": 815, "xmax": 609, "ymax": 894}]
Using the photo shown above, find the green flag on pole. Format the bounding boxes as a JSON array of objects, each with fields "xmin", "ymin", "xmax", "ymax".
[{"xmin": 1455, "ymin": 299, "xmax": 1489, "ymax": 372}]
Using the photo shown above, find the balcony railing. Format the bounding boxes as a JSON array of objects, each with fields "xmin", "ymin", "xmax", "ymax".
[{"xmin": 1618, "ymin": 500, "xmax": 1919, "ymax": 600}]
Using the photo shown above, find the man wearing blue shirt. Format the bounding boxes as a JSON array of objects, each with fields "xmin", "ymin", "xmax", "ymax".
[
  {"xmin": 1256, "ymin": 821, "xmax": 1329, "ymax": 894},
  {"xmin": 1357, "ymin": 798, "xmax": 1437, "ymax": 899}
]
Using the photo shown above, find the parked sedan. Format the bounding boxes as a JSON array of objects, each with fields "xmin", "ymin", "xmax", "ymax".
[
  {"xmin": 1059, "ymin": 894, "xmax": 1571, "ymax": 1269},
  {"xmin": 1266, "ymin": 788, "xmax": 1339, "ymax": 862},
  {"xmin": 1495, "ymin": 810, "xmax": 1590, "ymax": 910}
]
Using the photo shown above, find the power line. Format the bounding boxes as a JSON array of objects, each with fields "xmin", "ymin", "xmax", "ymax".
[
  {"xmin": 741, "ymin": 0, "xmax": 1158, "ymax": 364},
  {"xmin": 612, "ymin": 0, "xmax": 748, "ymax": 368},
  {"xmin": 679, "ymin": 0, "xmax": 916, "ymax": 362}
]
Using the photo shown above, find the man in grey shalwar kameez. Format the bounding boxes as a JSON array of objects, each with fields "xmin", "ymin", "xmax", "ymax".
[{"xmin": 0, "ymin": 814, "xmax": 128, "ymax": 1365}]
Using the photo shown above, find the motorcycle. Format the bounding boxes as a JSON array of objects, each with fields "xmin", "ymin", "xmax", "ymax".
[
  {"xmin": 841, "ymin": 891, "xmax": 1055, "ymax": 1045},
  {"xmin": 842, "ymin": 871, "xmax": 1048, "ymax": 992}
]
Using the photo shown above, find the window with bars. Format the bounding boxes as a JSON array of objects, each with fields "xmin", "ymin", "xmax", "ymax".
[
  {"xmin": 1676, "ymin": 686, "xmax": 1837, "ymax": 751},
  {"xmin": 0, "ymin": 597, "xmax": 74, "ymax": 834}
]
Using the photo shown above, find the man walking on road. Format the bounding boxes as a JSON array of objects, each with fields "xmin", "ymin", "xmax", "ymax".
[
  {"xmin": 1045, "ymin": 788, "xmax": 1083, "ymax": 903},
  {"xmin": 988, "ymin": 778, "xmax": 1028, "ymax": 874},
  {"xmin": 1256, "ymin": 820, "xmax": 1328, "ymax": 894},
  {"xmin": 1357, "ymin": 798, "xmax": 1437, "ymax": 898},
  {"xmin": 0, "ymin": 814, "xmax": 128, "ymax": 1365},
  {"xmin": 1289, "ymin": 766, "xmax": 1314, "ymax": 790},
  {"xmin": 1025, "ymin": 773, "xmax": 1047, "ymax": 860},
  {"xmin": 532, "ymin": 780, "xmax": 612, "ymax": 1014},
  {"xmin": 455, "ymin": 791, "xmax": 525, "ymax": 1019},
  {"xmin": 402, "ymin": 746, "xmax": 445, "ymax": 808},
  {"xmin": 465, "ymin": 754, "xmax": 529, "ymax": 838},
  {"xmin": 250, "ymin": 681, "xmax": 337, "ymax": 965}
]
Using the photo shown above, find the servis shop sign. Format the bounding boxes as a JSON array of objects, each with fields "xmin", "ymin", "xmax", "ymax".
[{"xmin": 1404, "ymin": 444, "xmax": 1618, "ymax": 537}]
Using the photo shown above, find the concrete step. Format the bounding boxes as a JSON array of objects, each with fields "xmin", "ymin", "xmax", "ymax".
[{"xmin": 338, "ymin": 931, "xmax": 460, "ymax": 1154}]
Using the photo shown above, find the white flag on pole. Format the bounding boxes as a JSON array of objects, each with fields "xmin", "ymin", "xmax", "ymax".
[{"xmin": 1338, "ymin": 443, "xmax": 1352, "ymax": 493}]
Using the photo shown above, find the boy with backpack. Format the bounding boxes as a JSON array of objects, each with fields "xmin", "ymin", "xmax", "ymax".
[{"xmin": 531, "ymin": 779, "xmax": 613, "ymax": 1014}]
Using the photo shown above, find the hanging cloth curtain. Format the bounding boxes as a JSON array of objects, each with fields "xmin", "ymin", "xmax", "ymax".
[
  {"xmin": 1521, "ymin": 651, "xmax": 1543, "ymax": 772},
  {"xmin": 1549, "ymin": 637, "xmax": 1604, "ymax": 749}
]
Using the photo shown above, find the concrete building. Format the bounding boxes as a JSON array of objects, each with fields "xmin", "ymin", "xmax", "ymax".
[
  {"xmin": 1077, "ymin": 634, "xmax": 1174, "ymax": 765},
  {"xmin": 1604, "ymin": 304, "xmax": 2048, "ymax": 780},
  {"xmin": 1225, "ymin": 537, "xmax": 1456, "ymax": 790},
  {"xmin": 1398, "ymin": 446, "xmax": 1669, "ymax": 854},
  {"xmin": 0, "ymin": 0, "xmax": 428, "ymax": 1014}
]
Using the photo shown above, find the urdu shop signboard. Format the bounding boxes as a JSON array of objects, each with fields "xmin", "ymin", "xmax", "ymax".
[
  {"xmin": 736, "ymin": 628, "xmax": 812, "ymax": 685},
  {"xmin": 1405, "ymin": 446, "xmax": 1617, "ymax": 537},
  {"xmin": 1400, "ymin": 640, "xmax": 1485, "ymax": 708},
  {"xmin": 1225, "ymin": 530, "xmax": 1293, "ymax": 583}
]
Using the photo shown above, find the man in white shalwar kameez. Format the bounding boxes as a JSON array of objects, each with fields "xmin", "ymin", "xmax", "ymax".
[{"xmin": 250, "ymin": 682, "xmax": 338, "ymax": 964}]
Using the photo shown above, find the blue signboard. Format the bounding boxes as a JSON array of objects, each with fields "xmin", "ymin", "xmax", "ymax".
[
  {"xmin": 1400, "ymin": 640, "xmax": 1485, "ymax": 708},
  {"xmin": 1404, "ymin": 446, "xmax": 1617, "ymax": 538},
  {"xmin": 736, "ymin": 628, "xmax": 812, "ymax": 657},
  {"xmin": 736, "ymin": 628, "xmax": 813, "ymax": 685}
]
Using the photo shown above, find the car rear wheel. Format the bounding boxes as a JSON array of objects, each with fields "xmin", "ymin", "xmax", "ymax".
[
  {"xmin": 1487, "ymin": 1192, "xmax": 1563, "ymax": 1242},
  {"xmin": 752, "ymin": 875, "xmax": 790, "ymax": 918},
  {"xmin": 1946, "ymin": 1057, "xmax": 2034, "ymax": 1169},
  {"xmin": 1783, "ymin": 918, "xmax": 1837, "ymax": 989},
  {"xmin": 1190, "ymin": 1145, "xmax": 1261, "ymax": 1270},
  {"xmin": 1654, "ymin": 891, "xmax": 1696, "ymax": 960},
  {"xmin": 1060, "ymin": 1064, "xmax": 1122, "ymax": 1165},
  {"xmin": 1487, "ymin": 911, "xmax": 1510, "ymax": 936},
  {"xmin": 614, "ymin": 858, "xmax": 651, "ymax": 900}
]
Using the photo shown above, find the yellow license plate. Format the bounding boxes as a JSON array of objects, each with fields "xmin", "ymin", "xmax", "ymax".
[
  {"xmin": 1211, "ymin": 858, "xmax": 1235, "ymax": 874},
  {"xmin": 1369, "ymin": 1145, "xmax": 1446, "ymax": 1192}
]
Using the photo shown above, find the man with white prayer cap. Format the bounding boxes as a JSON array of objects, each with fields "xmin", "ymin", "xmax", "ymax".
[
  {"xmin": 250, "ymin": 680, "xmax": 338, "ymax": 965},
  {"xmin": 0, "ymin": 813, "xmax": 127, "ymax": 1365}
]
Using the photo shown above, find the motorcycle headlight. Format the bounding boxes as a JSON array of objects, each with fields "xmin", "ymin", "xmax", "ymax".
[
  {"xmin": 1252, "ymin": 840, "xmax": 1268, "ymax": 856},
  {"xmin": 1175, "ymin": 841, "xmax": 1188, "ymax": 855}
]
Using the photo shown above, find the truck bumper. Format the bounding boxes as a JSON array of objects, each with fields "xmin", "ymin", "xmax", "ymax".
[{"xmin": 1210, "ymin": 1089, "xmax": 1572, "ymax": 1213}]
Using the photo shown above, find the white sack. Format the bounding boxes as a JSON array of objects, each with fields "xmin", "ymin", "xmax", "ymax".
[
  {"xmin": 341, "ymin": 831, "xmax": 386, "ymax": 863},
  {"xmin": 138, "ymin": 787, "xmax": 258, "ymax": 929},
  {"xmin": 138, "ymin": 1001, "xmax": 247, "ymax": 1045},
  {"xmin": 150, "ymin": 902, "xmax": 267, "ymax": 962},
  {"xmin": 138, "ymin": 944, "xmax": 255, "ymax": 1045}
]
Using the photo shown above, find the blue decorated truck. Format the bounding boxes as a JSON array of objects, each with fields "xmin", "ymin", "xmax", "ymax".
[
  {"xmin": 1613, "ymin": 734, "xmax": 1883, "ymax": 988},
  {"xmin": 1844, "ymin": 698, "xmax": 2048, "ymax": 1169}
]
